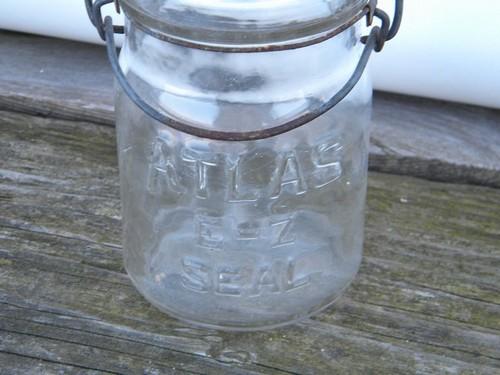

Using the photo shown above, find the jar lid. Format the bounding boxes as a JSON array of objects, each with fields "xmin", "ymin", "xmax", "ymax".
[{"xmin": 119, "ymin": 0, "xmax": 370, "ymax": 51}]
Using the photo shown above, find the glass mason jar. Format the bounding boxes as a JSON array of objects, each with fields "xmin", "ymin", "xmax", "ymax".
[{"xmin": 87, "ymin": 0, "xmax": 402, "ymax": 330}]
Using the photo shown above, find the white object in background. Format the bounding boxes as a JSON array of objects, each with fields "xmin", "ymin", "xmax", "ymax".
[
  {"xmin": 372, "ymin": 0, "xmax": 500, "ymax": 109},
  {"xmin": 0, "ymin": 0, "xmax": 123, "ymax": 45},
  {"xmin": 0, "ymin": 0, "xmax": 499, "ymax": 109}
]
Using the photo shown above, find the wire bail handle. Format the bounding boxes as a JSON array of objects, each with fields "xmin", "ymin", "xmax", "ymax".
[{"xmin": 86, "ymin": 0, "xmax": 403, "ymax": 141}]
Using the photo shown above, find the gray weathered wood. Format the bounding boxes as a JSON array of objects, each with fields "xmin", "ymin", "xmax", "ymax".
[
  {"xmin": 0, "ymin": 31, "xmax": 113, "ymax": 125},
  {"xmin": 0, "ymin": 31, "xmax": 499, "ymax": 188},
  {"xmin": 371, "ymin": 93, "xmax": 500, "ymax": 187},
  {"xmin": 1, "ymin": 110, "xmax": 499, "ymax": 374}
]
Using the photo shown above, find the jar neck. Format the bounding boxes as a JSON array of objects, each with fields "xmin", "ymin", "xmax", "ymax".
[{"xmin": 119, "ymin": 21, "xmax": 371, "ymax": 133}]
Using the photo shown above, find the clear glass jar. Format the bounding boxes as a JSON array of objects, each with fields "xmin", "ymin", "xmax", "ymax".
[{"xmin": 113, "ymin": 0, "xmax": 373, "ymax": 330}]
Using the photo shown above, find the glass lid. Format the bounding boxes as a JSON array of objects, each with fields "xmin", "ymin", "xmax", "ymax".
[{"xmin": 119, "ymin": 0, "xmax": 370, "ymax": 49}]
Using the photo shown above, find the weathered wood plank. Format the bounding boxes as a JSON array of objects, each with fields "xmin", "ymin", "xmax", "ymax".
[
  {"xmin": 371, "ymin": 93, "xmax": 500, "ymax": 187},
  {"xmin": 0, "ymin": 110, "xmax": 118, "ymax": 199},
  {"xmin": 1, "ymin": 31, "xmax": 499, "ymax": 188},
  {"xmin": 0, "ymin": 352, "xmax": 112, "ymax": 375},
  {"xmin": 1, "ymin": 110, "xmax": 500, "ymax": 373},
  {"xmin": 316, "ymin": 298, "xmax": 500, "ymax": 362},
  {"xmin": 0, "ymin": 31, "xmax": 113, "ymax": 125},
  {"xmin": 0, "ymin": 307, "xmax": 270, "ymax": 375}
]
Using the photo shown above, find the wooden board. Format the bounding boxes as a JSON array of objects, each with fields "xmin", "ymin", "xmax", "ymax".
[
  {"xmin": 1, "ymin": 110, "xmax": 499, "ymax": 374},
  {"xmin": 0, "ymin": 31, "xmax": 113, "ymax": 126},
  {"xmin": 0, "ymin": 31, "xmax": 499, "ymax": 188}
]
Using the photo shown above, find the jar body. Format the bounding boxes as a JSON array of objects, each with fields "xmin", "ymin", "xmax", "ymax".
[{"xmin": 116, "ymin": 20, "xmax": 372, "ymax": 330}]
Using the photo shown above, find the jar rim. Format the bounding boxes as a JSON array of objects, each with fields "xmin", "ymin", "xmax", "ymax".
[{"xmin": 119, "ymin": 0, "xmax": 369, "ymax": 51}]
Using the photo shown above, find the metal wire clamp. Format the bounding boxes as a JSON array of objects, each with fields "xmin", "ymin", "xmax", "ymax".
[{"xmin": 86, "ymin": 0, "xmax": 403, "ymax": 141}]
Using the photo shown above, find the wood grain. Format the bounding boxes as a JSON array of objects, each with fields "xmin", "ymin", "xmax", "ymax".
[
  {"xmin": 0, "ymin": 31, "xmax": 113, "ymax": 126},
  {"xmin": 0, "ymin": 31, "xmax": 499, "ymax": 188},
  {"xmin": 1, "ymin": 110, "xmax": 499, "ymax": 374},
  {"xmin": 371, "ymin": 93, "xmax": 500, "ymax": 187}
]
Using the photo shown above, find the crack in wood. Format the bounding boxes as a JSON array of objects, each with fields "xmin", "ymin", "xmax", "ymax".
[{"xmin": 0, "ymin": 350, "xmax": 122, "ymax": 374}]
